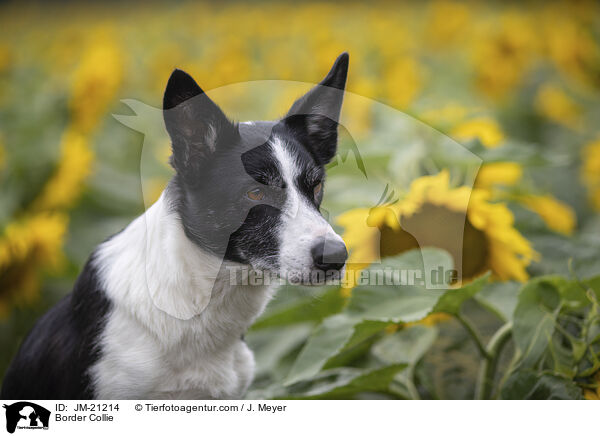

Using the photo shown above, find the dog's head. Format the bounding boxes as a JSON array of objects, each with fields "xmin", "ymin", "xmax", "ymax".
[{"xmin": 163, "ymin": 53, "xmax": 349, "ymax": 284}]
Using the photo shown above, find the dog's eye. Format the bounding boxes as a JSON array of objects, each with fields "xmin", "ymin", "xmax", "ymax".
[
  {"xmin": 313, "ymin": 182, "xmax": 323, "ymax": 200},
  {"xmin": 247, "ymin": 188, "xmax": 265, "ymax": 201}
]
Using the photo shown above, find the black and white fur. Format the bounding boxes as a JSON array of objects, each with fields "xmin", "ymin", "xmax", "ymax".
[{"xmin": 1, "ymin": 53, "xmax": 349, "ymax": 399}]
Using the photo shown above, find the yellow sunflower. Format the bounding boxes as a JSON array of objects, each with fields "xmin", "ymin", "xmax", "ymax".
[
  {"xmin": 451, "ymin": 117, "xmax": 505, "ymax": 148},
  {"xmin": 70, "ymin": 28, "xmax": 124, "ymax": 134},
  {"xmin": 0, "ymin": 212, "xmax": 68, "ymax": 317},
  {"xmin": 474, "ymin": 162, "xmax": 523, "ymax": 189},
  {"xmin": 473, "ymin": 162, "xmax": 576, "ymax": 235},
  {"xmin": 534, "ymin": 83, "xmax": 582, "ymax": 130},
  {"xmin": 470, "ymin": 12, "xmax": 539, "ymax": 99},
  {"xmin": 519, "ymin": 194, "xmax": 576, "ymax": 235},
  {"xmin": 337, "ymin": 171, "xmax": 538, "ymax": 289},
  {"xmin": 33, "ymin": 128, "xmax": 94, "ymax": 211}
]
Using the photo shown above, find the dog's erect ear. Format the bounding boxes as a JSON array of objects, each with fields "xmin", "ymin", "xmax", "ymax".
[
  {"xmin": 163, "ymin": 69, "xmax": 237, "ymax": 176},
  {"xmin": 285, "ymin": 52, "xmax": 348, "ymax": 164}
]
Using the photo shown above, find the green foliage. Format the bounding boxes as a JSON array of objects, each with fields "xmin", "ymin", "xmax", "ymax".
[
  {"xmin": 247, "ymin": 248, "xmax": 600, "ymax": 399},
  {"xmin": 513, "ymin": 277, "xmax": 563, "ymax": 368},
  {"xmin": 500, "ymin": 371, "xmax": 583, "ymax": 400}
]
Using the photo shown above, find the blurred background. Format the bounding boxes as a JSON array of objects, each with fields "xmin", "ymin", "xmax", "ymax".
[{"xmin": 1, "ymin": 0, "xmax": 600, "ymax": 399}]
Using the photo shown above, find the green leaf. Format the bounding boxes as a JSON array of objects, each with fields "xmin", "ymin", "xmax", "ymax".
[
  {"xmin": 245, "ymin": 324, "xmax": 313, "ymax": 378},
  {"xmin": 283, "ymin": 315, "xmax": 357, "ymax": 385},
  {"xmin": 346, "ymin": 248, "xmax": 454, "ymax": 322},
  {"xmin": 512, "ymin": 277, "xmax": 564, "ymax": 368},
  {"xmin": 583, "ymin": 275, "xmax": 600, "ymax": 302},
  {"xmin": 372, "ymin": 325, "xmax": 439, "ymax": 399},
  {"xmin": 354, "ymin": 247, "xmax": 455, "ymax": 289},
  {"xmin": 548, "ymin": 334, "xmax": 576, "ymax": 378},
  {"xmin": 559, "ymin": 281, "xmax": 590, "ymax": 310},
  {"xmin": 348, "ymin": 284, "xmax": 445, "ymax": 322},
  {"xmin": 500, "ymin": 371, "xmax": 583, "ymax": 399},
  {"xmin": 528, "ymin": 234, "xmax": 600, "ymax": 281},
  {"xmin": 475, "ymin": 281, "xmax": 520, "ymax": 322},
  {"xmin": 432, "ymin": 273, "xmax": 490, "ymax": 315},
  {"xmin": 252, "ymin": 285, "xmax": 345, "ymax": 330},
  {"xmin": 372, "ymin": 325, "xmax": 438, "ymax": 365},
  {"xmin": 335, "ymin": 320, "xmax": 390, "ymax": 351},
  {"xmin": 283, "ymin": 365, "xmax": 407, "ymax": 399},
  {"xmin": 284, "ymin": 315, "xmax": 389, "ymax": 385}
]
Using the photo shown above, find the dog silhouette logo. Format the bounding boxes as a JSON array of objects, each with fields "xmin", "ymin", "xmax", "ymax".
[{"xmin": 3, "ymin": 402, "xmax": 50, "ymax": 433}]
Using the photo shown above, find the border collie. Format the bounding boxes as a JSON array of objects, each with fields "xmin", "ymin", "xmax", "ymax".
[{"xmin": 1, "ymin": 53, "xmax": 349, "ymax": 399}]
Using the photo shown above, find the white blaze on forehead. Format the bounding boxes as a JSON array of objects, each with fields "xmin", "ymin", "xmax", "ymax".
[
  {"xmin": 270, "ymin": 136, "xmax": 300, "ymax": 218},
  {"xmin": 270, "ymin": 136, "xmax": 345, "ymax": 278},
  {"xmin": 269, "ymin": 137, "xmax": 298, "ymax": 185},
  {"xmin": 269, "ymin": 135, "xmax": 335, "ymax": 227}
]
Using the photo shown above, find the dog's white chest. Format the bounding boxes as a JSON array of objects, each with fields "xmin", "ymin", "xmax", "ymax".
[
  {"xmin": 90, "ymin": 308, "xmax": 256, "ymax": 400},
  {"xmin": 149, "ymin": 333, "xmax": 256, "ymax": 400},
  {"xmin": 89, "ymin": 197, "xmax": 274, "ymax": 400}
]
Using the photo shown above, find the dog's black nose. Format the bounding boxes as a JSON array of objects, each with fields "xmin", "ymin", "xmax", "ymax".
[{"xmin": 311, "ymin": 238, "xmax": 348, "ymax": 272}]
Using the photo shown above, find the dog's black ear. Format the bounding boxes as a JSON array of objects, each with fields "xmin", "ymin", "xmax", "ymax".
[
  {"xmin": 163, "ymin": 69, "xmax": 237, "ymax": 176},
  {"xmin": 285, "ymin": 52, "xmax": 348, "ymax": 164}
]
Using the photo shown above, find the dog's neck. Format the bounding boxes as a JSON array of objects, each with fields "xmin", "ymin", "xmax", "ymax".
[{"xmin": 95, "ymin": 192, "xmax": 275, "ymax": 349}]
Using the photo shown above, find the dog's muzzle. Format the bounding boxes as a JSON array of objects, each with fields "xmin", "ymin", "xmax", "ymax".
[{"xmin": 311, "ymin": 237, "xmax": 348, "ymax": 274}]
